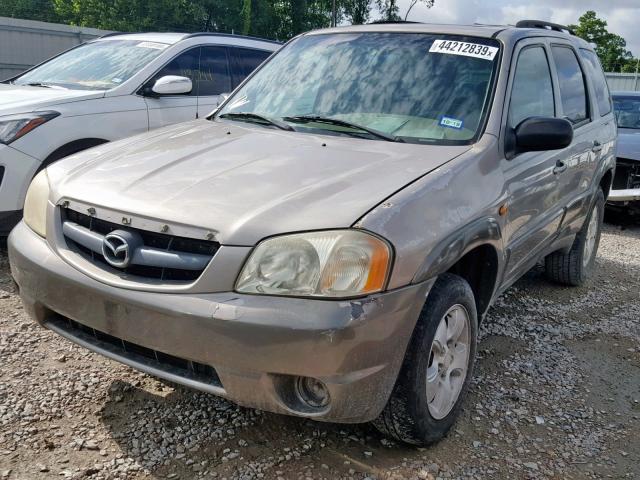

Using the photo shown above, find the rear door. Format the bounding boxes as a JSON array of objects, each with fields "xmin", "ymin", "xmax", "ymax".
[
  {"xmin": 228, "ymin": 47, "xmax": 272, "ymax": 89},
  {"xmin": 501, "ymin": 40, "xmax": 565, "ymax": 284},
  {"xmin": 547, "ymin": 44, "xmax": 600, "ymax": 231},
  {"xmin": 144, "ymin": 47, "xmax": 200, "ymax": 129}
]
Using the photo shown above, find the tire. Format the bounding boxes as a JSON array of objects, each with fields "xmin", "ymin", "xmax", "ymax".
[
  {"xmin": 373, "ymin": 273, "xmax": 478, "ymax": 445},
  {"xmin": 545, "ymin": 188, "xmax": 604, "ymax": 286}
]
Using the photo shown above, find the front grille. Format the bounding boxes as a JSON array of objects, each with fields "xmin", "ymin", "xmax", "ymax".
[
  {"xmin": 62, "ymin": 208, "xmax": 219, "ymax": 282},
  {"xmin": 47, "ymin": 315, "xmax": 222, "ymax": 388},
  {"xmin": 613, "ymin": 159, "xmax": 640, "ymax": 190}
]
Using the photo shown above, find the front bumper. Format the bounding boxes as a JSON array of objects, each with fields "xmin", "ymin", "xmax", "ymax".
[
  {"xmin": 9, "ymin": 221, "xmax": 432, "ymax": 423},
  {"xmin": 608, "ymin": 188, "xmax": 640, "ymax": 202},
  {"xmin": 0, "ymin": 144, "xmax": 41, "ymax": 214}
]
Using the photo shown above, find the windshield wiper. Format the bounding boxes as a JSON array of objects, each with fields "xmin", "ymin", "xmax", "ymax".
[
  {"xmin": 218, "ymin": 112, "xmax": 295, "ymax": 132},
  {"xmin": 24, "ymin": 82, "xmax": 67, "ymax": 90},
  {"xmin": 282, "ymin": 115, "xmax": 404, "ymax": 143}
]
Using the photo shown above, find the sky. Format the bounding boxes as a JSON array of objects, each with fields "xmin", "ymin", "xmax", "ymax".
[{"xmin": 399, "ymin": 0, "xmax": 640, "ymax": 58}]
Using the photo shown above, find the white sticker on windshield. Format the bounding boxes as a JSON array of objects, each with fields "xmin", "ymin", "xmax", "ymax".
[
  {"xmin": 137, "ymin": 41, "xmax": 168, "ymax": 50},
  {"xmin": 429, "ymin": 39, "xmax": 498, "ymax": 61}
]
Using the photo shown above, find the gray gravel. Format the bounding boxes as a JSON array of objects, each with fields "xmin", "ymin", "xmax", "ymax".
[{"xmin": 1, "ymin": 220, "xmax": 639, "ymax": 479}]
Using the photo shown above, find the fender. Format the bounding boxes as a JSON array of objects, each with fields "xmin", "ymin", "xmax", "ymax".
[
  {"xmin": 40, "ymin": 138, "xmax": 109, "ymax": 171},
  {"xmin": 412, "ymin": 216, "xmax": 504, "ymax": 284}
]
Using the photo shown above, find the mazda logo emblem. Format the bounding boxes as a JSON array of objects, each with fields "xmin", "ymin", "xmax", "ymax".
[{"xmin": 102, "ymin": 230, "xmax": 142, "ymax": 269}]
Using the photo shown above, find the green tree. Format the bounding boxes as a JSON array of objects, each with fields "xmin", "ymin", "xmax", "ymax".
[
  {"xmin": 343, "ymin": 0, "xmax": 371, "ymax": 25},
  {"xmin": 0, "ymin": 0, "xmax": 60, "ymax": 23},
  {"xmin": 569, "ymin": 10, "xmax": 633, "ymax": 72}
]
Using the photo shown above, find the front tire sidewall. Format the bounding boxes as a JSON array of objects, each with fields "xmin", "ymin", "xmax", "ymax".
[
  {"xmin": 578, "ymin": 189, "xmax": 605, "ymax": 282},
  {"xmin": 404, "ymin": 274, "xmax": 478, "ymax": 443}
]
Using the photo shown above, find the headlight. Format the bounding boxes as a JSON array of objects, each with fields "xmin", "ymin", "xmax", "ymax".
[
  {"xmin": 236, "ymin": 230, "xmax": 391, "ymax": 298},
  {"xmin": 0, "ymin": 111, "xmax": 59, "ymax": 144},
  {"xmin": 23, "ymin": 170, "xmax": 50, "ymax": 238}
]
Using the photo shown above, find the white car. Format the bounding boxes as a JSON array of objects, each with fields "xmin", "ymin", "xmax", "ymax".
[{"xmin": 0, "ymin": 32, "xmax": 279, "ymax": 234}]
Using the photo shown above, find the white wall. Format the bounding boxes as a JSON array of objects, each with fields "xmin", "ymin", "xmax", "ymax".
[{"xmin": 0, "ymin": 16, "xmax": 111, "ymax": 80}]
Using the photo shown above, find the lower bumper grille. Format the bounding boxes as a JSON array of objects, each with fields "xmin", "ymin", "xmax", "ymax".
[{"xmin": 46, "ymin": 315, "xmax": 222, "ymax": 389}]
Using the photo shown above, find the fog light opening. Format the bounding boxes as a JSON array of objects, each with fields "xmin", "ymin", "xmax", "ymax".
[{"xmin": 295, "ymin": 376, "xmax": 330, "ymax": 409}]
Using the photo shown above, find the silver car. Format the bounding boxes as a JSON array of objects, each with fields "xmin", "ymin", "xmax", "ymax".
[
  {"xmin": 9, "ymin": 21, "xmax": 616, "ymax": 445},
  {"xmin": 608, "ymin": 91, "xmax": 640, "ymax": 213}
]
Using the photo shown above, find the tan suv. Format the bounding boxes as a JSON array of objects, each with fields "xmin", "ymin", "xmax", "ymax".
[{"xmin": 9, "ymin": 20, "xmax": 616, "ymax": 445}]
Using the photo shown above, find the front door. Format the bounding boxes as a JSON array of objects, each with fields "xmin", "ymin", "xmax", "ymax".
[
  {"xmin": 145, "ymin": 47, "xmax": 200, "ymax": 129},
  {"xmin": 501, "ymin": 41, "xmax": 565, "ymax": 284}
]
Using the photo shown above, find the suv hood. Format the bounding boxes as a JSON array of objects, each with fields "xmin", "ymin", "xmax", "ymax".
[
  {"xmin": 618, "ymin": 129, "xmax": 640, "ymax": 161},
  {"xmin": 50, "ymin": 120, "xmax": 470, "ymax": 245},
  {"xmin": 0, "ymin": 84, "xmax": 104, "ymax": 114}
]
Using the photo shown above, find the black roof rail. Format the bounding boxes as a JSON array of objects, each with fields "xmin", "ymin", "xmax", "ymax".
[
  {"xmin": 184, "ymin": 32, "xmax": 282, "ymax": 45},
  {"xmin": 515, "ymin": 20, "xmax": 575, "ymax": 36},
  {"xmin": 367, "ymin": 20, "xmax": 423, "ymax": 25}
]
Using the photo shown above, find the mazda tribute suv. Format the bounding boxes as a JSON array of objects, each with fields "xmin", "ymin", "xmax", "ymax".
[{"xmin": 9, "ymin": 20, "xmax": 616, "ymax": 445}]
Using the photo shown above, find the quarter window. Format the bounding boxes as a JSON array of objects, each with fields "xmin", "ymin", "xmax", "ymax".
[
  {"xmin": 580, "ymin": 49, "xmax": 612, "ymax": 116},
  {"xmin": 150, "ymin": 48, "xmax": 200, "ymax": 96},
  {"xmin": 509, "ymin": 46, "xmax": 555, "ymax": 127},
  {"xmin": 198, "ymin": 46, "xmax": 232, "ymax": 96},
  {"xmin": 551, "ymin": 46, "xmax": 589, "ymax": 124}
]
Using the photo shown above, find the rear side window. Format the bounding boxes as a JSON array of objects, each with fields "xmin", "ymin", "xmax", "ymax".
[
  {"xmin": 551, "ymin": 46, "xmax": 589, "ymax": 124},
  {"xmin": 198, "ymin": 46, "xmax": 232, "ymax": 96},
  {"xmin": 509, "ymin": 46, "xmax": 555, "ymax": 127},
  {"xmin": 151, "ymin": 48, "xmax": 200, "ymax": 96},
  {"xmin": 229, "ymin": 48, "xmax": 272, "ymax": 88},
  {"xmin": 580, "ymin": 49, "xmax": 612, "ymax": 116}
]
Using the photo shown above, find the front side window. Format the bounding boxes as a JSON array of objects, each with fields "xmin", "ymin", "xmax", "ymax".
[
  {"xmin": 217, "ymin": 33, "xmax": 500, "ymax": 144},
  {"xmin": 13, "ymin": 40, "xmax": 167, "ymax": 91},
  {"xmin": 613, "ymin": 96, "xmax": 640, "ymax": 129},
  {"xmin": 150, "ymin": 48, "xmax": 200, "ymax": 96},
  {"xmin": 198, "ymin": 46, "xmax": 232, "ymax": 96},
  {"xmin": 508, "ymin": 46, "xmax": 555, "ymax": 127},
  {"xmin": 552, "ymin": 46, "xmax": 589, "ymax": 124},
  {"xmin": 580, "ymin": 49, "xmax": 612, "ymax": 116}
]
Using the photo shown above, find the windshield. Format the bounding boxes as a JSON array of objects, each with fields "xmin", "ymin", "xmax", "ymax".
[
  {"xmin": 613, "ymin": 96, "xmax": 640, "ymax": 129},
  {"xmin": 13, "ymin": 40, "xmax": 168, "ymax": 91},
  {"xmin": 217, "ymin": 33, "xmax": 500, "ymax": 144}
]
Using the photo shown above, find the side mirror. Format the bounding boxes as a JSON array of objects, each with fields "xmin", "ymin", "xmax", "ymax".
[
  {"xmin": 216, "ymin": 93, "xmax": 231, "ymax": 107},
  {"xmin": 150, "ymin": 75, "xmax": 192, "ymax": 96},
  {"xmin": 511, "ymin": 116, "xmax": 573, "ymax": 157}
]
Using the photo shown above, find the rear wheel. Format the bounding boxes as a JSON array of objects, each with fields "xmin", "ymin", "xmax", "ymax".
[
  {"xmin": 373, "ymin": 273, "xmax": 478, "ymax": 445},
  {"xmin": 545, "ymin": 189, "xmax": 604, "ymax": 286}
]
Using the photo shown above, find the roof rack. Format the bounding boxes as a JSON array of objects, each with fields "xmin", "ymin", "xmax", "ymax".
[
  {"xmin": 184, "ymin": 32, "xmax": 282, "ymax": 45},
  {"xmin": 367, "ymin": 20, "xmax": 423, "ymax": 25},
  {"xmin": 515, "ymin": 20, "xmax": 575, "ymax": 36}
]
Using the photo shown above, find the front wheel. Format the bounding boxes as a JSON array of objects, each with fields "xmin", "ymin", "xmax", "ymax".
[
  {"xmin": 373, "ymin": 273, "xmax": 478, "ymax": 445},
  {"xmin": 545, "ymin": 188, "xmax": 604, "ymax": 286}
]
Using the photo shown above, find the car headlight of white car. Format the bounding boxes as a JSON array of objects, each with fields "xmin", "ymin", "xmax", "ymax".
[
  {"xmin": 0, "ymin": 111, "xmax": 60, "ymax": 145},
  {"xmin": 236, "ymin": 230, "xmax": 392, "ymax": 298},
  {"xmin": 23, "ymin": 170, "xmax": 50, "ymax": 238}
]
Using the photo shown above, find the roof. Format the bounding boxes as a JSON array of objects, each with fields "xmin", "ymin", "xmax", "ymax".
[
  {"xmin": 95, "ymin": 32, "xmax": 188, "ymax": 44},
  {"xmin": 305, "ymin": 22, "xmax": 591, "ymax": 48},
  {"xmin": 94, "ymin": 32, "xmax": 280, "ymax": 46}
]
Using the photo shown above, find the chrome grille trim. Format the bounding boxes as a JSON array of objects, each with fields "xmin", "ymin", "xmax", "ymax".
[
  {"xmin": 63, "ymin": 221, "xmax": 211, "ymax": 271},
  {"xmin": 60, "ymin": 207, "xmax": 221, "ymax": 283}
]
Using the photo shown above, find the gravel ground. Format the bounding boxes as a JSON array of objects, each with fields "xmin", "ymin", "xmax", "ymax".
[{"xmin": 1, "ymin": 219, "xmax": 639, "ymax": 480}]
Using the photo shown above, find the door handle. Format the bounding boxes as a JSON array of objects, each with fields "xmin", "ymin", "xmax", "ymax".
[
  {"xmin": 553, "ymin": 160, "xmax": 567, "ymax": 175},
  {"xmin": 592, "ymin": 141, "xmax": 603, "ymax": 153}
]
